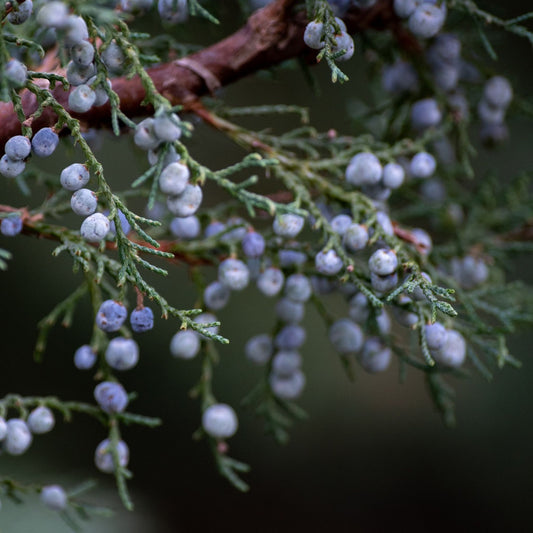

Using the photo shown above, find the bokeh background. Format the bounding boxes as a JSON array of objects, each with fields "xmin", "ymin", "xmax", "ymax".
[{"xmin": 1, "ymin": 1, "xmax": 532, "ymax": 531}]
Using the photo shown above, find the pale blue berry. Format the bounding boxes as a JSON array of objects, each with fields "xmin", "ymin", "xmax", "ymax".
[
  {"xmin": 1, "ymin": 216, "xmax": 23, "ymax": 236},
  {"xmin": 330, "ymin": 214, "xmax": 352, "ymax": 236},
  {"xmin": 32, "ymin": 128, "xmax": 59, "ymax": 157},
  {"xmin": 66, "ymin": 61, "xmax": 96, "ymax": 86},
  {"xmin": 346, "ymin": 152, "xmax": 382, "ymax": 186},
  {"xmin": 4, "ymin": 59, "xmax": 27, "ymax": 87},
  {"xmin": 275, "ymin": 325, "xmax": 306, "ymax": 350},
  {"xmin": 130, "ymin": 307, "xmax": 154, "ymax": 333},
  {"xmin": 349, "ymin": 292, "xmax": 369, "ymax": 323},
  {"xmin": 269, "ymin": 370, "xmax": 305, "ymax": 400},
  {"xmin": 273, "ymin": 213, "xmax": 305, "ymax": 238},
  {"xmin": 96, "ymin": 300, "xmax": 127, "ymax": 332},
  {"xmin": 94, "ymin": 438, "xmax": 129, "ymax": 473},
  {"xmin": 4, "ymin": 419, "xmax": 32, "ymax": 455},
  {"xmin": 371, "ymin": 272, "xmax": 399, "ymax": 294},
  {"xmin": 158, "ymin": 0, "xmax": 188, "ymax": 24},
  {"xmin": 279, "ymin": 249, "xmax": 307, "ymax": 267},
  {"xmin": 382, "ymin": 162, "xmax": 405, "ymax": 189},
  {"xmin": 483, "ymin": 76, "xmax": 513, "ymax": 109},
  {"xmin": 358, "ymin": 338, "xmax": 392, "ymax": 373},
  {"xmin": 194, "ymin": 312, "xmax": 219, "ymax": 337},
  {"xmin": 170, "ymin": 215, "xmax": 200, "ymax": 239},
  {"xmin": 153, "ymin": 113, "xmax": 182, "ymax": 142},
  {"xmin": 202, "ymin": 404, "xmax": 238, "ymax": 439},
  {"xmin": 64, "ymin": 16, "xmax": 89, "ymax": 46},
  {"xmin": 333, "ymin": 31, "xmax": 355, "ymax": 61},
  {"xmin": 303, "ymin": 21, "xmax": 324, "ymax": 49},
  {"xmin": 315, "ymin": 249, "xmax": 343, "ymax": 275},
  {"xmin": 425, "ymin": 322, "xmax": 447, "ymax": 351},
  {"xmin": 61, "ymin": 163, "xmax": 90, "ymax": 191},
  {"xmin": 329, "ymin": 318, "xmax": 363, "ymax": 354},
  {"xmin": 105, "ymin": 337, "xmax": 139, "ymax": 370},
  {"xmin": 392, "ymin": 295, "xmax": 418, "ymax": 327},
  {"xmin": 7, "ymin": 0, "xmax": 33, "ymax": 25},
  {"xmin": 410, "ymin": 152, "xmax": 436, "ymax": 178},
  {"xmin": 5, "ymin": 136, "xmax": 31, "ymax": 161},
  {"xmin": 393, "ymin": 0, "xmax": 419, "ymax": 18},
  {"xmin": 71, "ymin": 188, "xmax": 97, "ymax": 216},
  {"xmin": 408, "ymin": 3, "xmax": 446, "ymax": 39},
  {"xmin": 0, "ymin": 417, "xmax": 7, "ymax": 440},
  {"xmin": 376, "ymin": 211, "xmax": 394, "ymax": 236},
  {"xmin": 204, "ymin": 281, "xmax": 231, "ymax": 311},
  {"xmin": 272, "ymin": 350, "xmax": 302, "ymax": 377},
  {"xmin": 343, "ymin": 223, "xmax": 368, "ymax": 252},
  {"xmin": 245, "ymin": 334, "xmax": 273, "ymax": 365},
  {"xmin": 134, "ymin": 118, "xmax": 160, "ymax": 151},
  {"xmin": 27, "ymin": 406, "xmax": 55, "ymax": 434},
  {"xmin": 160, "ymin": 162, "xmax": 190, "ymax": 195},
  {"xmin": 37, "ymin": 2, "xmax": 69, "ymax": 29},
  {"xmin": 70, "ymin": 41, "xmax": 95, "ymax": 67},
  {"xmin": 431, "ymin": 329, "xmax": 466, "ymax": 367},
  {"xmin": 257, "ymin": 267, "xmax": 284, "ymax": 297},
  {"xmin": 218, "ymin": 258, "xmax": 250, "ymax": 291},
  {"xmin": 41, "ymin": 485, "xmax": 67, "ymax": 511},
  {"xmin": 74, "ymin": 345, "xmax": 97, "ymax": 370},
  {"xmin": 242, "ymin": 231, "xmax": 266, "ymax": 258},
  {"xmin": 69, "ymin": 84, "xmax": 96, "ymax": 113},
  {"xmin": 411, "ymin": 98, "xmax": 441, "ymax": 131},
  {"xmin": 170, "ymin": 330, "xmax": 200, "ymax": 359},
  {"xmin": 382, "ymin": 60, "xmax": 419, "ymax": 95},
  {"xmin": 275, "ymin": 297, "xmax": 305, "ymax": 323},
  {"xmin": 94, "ymin": 381, "xmax": 129, "ymax": 414},
  {"xmin": 166, "ymin": 184, "xmax": 203, "ymax": 217},
  {"xmin": 368, "ymin": 249, "xmax": 398, "ymax": 276},
  {"xmin": 0, "ymin": 155, "xmax": 25, "ymax": 178},
  {"xmin": 284, "ymin": 274, "xmax": 312, "ymax": 302},
  {"xmin": 101, "ymin": 41, "xmax": 125, "ymax": 73}
]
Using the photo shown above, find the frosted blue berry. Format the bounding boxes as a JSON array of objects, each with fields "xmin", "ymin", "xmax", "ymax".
[
  {"xmin": 408, "ymin": 3, "xmax": 445, "ymax": 39},
  {"xmin": 276, "ymin": 297, "xmax": 305, "ymax": 323},
  {"xmin": 285, "ymin": 274, "xmax": 312, "ymax": 302},
  {"xmin": 204, "ymin": 281, "xmax": 231, "ymax": 311},
  {"xmin": 60, "ymin": 163, "xmax": 90, "ymax": 191},
  {"xmin": 148, "ymin": 144, "xmax": 179, "ymax": 167},
  {"xmin": 74, "ymin": 345, "xmax": 97, "ymax": 370},
  {"xmin": 257, "ymin": 267, "xmax": 284, "ymax": 297},
  {"xmin": 153, "ymin": 113, "xmax": 182, "ymax": 142},
  {"xmin": 242, "ymin": 231, "xmax": 266, "ymax": 258},
  {"xmin": 194, "ymin": 312, "xmax": 220, "ymax": 337},
  {"xmin": 5, "ymin": 136, "xmax": 31, "ymax": 161},
  {"xmin": 70, "ymin": 40, "xmax": 95, "ymax": 67},
  {"xmin": 7, "ymin": 0, "xmax": 33, "ymax": 25},
  {"xmin": 4, "ymin": 59, "xmax": 27, "ymax": 87},
  {"xmin": 1, "ymin": 216, "xmax": 23, "ymax": 236},
  {"xmin": 219, "ymin": 216, "xmax": 248, "ymax": 243},
  {"xmin": 32, "ymin": 128, "xmax": 59, "ymax": 157},
  {"xmin": 40, "ymin": 485, "xmax": 67, "ymax": 512},
  {"xmin": 392, "ymin": 295, "xmax": 418, "ymax": 327},
  {"xmin": 279, "ymin": 249, "xmax": 307, "ymax": 267},
  {"xmin": 130, "ymin": 307, "xmax": 154, "ymax": 333},
  {"xmin": 346, "ymin": 152, "xmax": 382, "ymax": 186},
  {"xmin": 69, "ymin": 84, "xmax": 96, "ymax": 113},
  {"xmin": 158, "ymin": 0, "xmax": 188, "ymax": 24},
  {"xmin": 272, "ymin": 350, "xmax": 302, "ymax": 377},
  {"xmin": 411, "ymin": 228, "xmax": 432, "ymax": 256},
  {"xmin": 358, "ymin": 338, "xmax": 392, "ymax": 373},
  {"xmin": 275, "ymin": 325, "xmax": 306, "ymax": 350},
  {"xmin": 349, "ymin": 292, "xmax": 369, "ymax": 323},
  {"xmin": 371, "ymin": 272, "xmax": 398, "ymax": 295},
  {"xmin": 101, "ymin": 41, "xmax": 125, "ymax": 73},
  {"xmin": 134, "ymin": 118, "xmax": 160, "ymax": 151},
  {"xmin": 218, "ymin": 258, "xmax": 250, "ymax": 291},
  {"xmin": 477, "ymin": 100, "xmax": 505, "ymax": 125},
  {"xmin": 4, "ymin": 419, "xmax": 32, "ymax": 455},
  {"xmin": 273, "ymin": 213, "xmax": 304, "ymax": 238},
  {"xmin": 27, "ymin": 406, "xmax": 55, "ymax": 434},
  {"xmin": 393, "ymin": 0, "xmax": 419, "ymax": 18},
  {"xmin": 202, "ymin": 404, "xmax": 238, "ymax": 439},
  {"xmin": 66, "ymin": 61, "xmax": 96, "ymax": 86},
  {"xmin": 382, "ymin": 60, "xmax": 419, "ymax": 95},
  {"xmin": 170, "ymin": 330, "xmax": 200, "ymax": 359},
  {"xmin": 331, "ymin": 214, "xmax": 352, "ymax": 236},
  {"xmin": 166, "ymin": 184, "xmax": 203, "ymax": 217},
  {"xmin": 431, "ymin": 329, "xmax": 466, "ymax": 367},
  {"xmin": 483, "ymin": 76, "xmax": 512, "ymax": 109},
  {"xmin": 159, "ymin": 162, "xmax": 190, "ymax": 196},
  {"xmin": 425, "ymin": 322, "xmax": 447, "ymax": 351},
  {"xmin": 105, "ymin": 337, "xmax": 139, "ymax": 370},
  {"xmin": 410, "ymin": 152, "xmax": 436, "ymax": 179},
  {"xmin": 96, "ymin": 300, "xmax": 127, "ymax": 332},
  {"xmin": 92, "ymin": 79, "xmax": 112, "ymax": 107},
  {"xmin": 303, "ymin": 21, "xmax": 324, "ymax": 49},
  {"xmin": 37, "ymin": 2, "xmax": 69, "ymax": 29},
  {"xmin": 245, "ymin": 334, "xmax": 273, "ymax": 365},
  {"xmin": 269, "ymin": 370, "xmax": 305, "ymax": 400},
  {"xmin": 329, "ymin": 318, "xmax": 363, "ymax": 354},
  {"xmin": 382, "ymin": 162, "xmax": 405, "ymax": 189},
  {"xmin": 315, "ymin": 249, "xmax": 343, "ymax": 275},
  {"xmin": 94, "ymin": 381, "xmax": 128, "ymax": 414},
  {"xmin": 368, "ymin": 248, "xmax": 398, "ymax": 276},
  {"xmin": 170, "ymin": 215, "xmax": 200, "ymax": 240},
  {"xmin": 94, "ymin": 438, "xmax": 129, "ymax": 473},
  {"xmin": 451, "ymin": 255, "xmax": 489, "ymax": 289},
  {"xmin": 333, "ymin": 31, "xmax": 354, "ymax": 62},
  {"xmin": 108, "ymin": 209, "xmax": 131, "ymax": 236},
  {"xmin": 376, "ymin": 211, "xmax": 394, "ymax": 236},
  {"xmin": 376, "ymin": 309, "xmax": 392, "ymax": 335},
  {"xmin": 71, "ymin": 188, "xmax": 97, "ymax": 216},
  {"xmin": 0, "ymin": 155, "xmax": 25, "ymax": 178},
  {"xmin": 64, "ymin": 16, "xmax": 89, "ymax": 46},
  {"xmin": 343, "ymin": 223, "xmax": 368, "ymax": 252},
  {"xmin": 411, "ymin": 98, "xmax": 441, "ymax": 131}
]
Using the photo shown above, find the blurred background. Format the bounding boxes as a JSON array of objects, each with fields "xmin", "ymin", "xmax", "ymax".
[{"xmin": 1, "ymin": 1, "xmax": 533, "ymax": 531}]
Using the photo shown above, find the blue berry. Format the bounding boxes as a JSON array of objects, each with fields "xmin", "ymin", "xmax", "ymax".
[
  {"xmin": 242, "ymin": 231, "xmax": 266, "ymax": 258},
  {"xmin": 94, "ymin": 438, "xmax": 129, "ymax": 473},
  {"xmin": 134, "ymin": 118, "xmax": 160, "ymax": 151},
  {"xmin": 166, "ymin": 184, "xmax": 203, "ymax": 217},
  {"xmin": 7, "ymin": 0, "xmax": 33, "ymax": 25},
  {"xmin": 69, "ymin": 84, "xmax": 96, "ymax": 113},
  {"xmin": 92, "ymin": 79, "xmax": 112, "ymax": 107},
  {"xmin": 60, "ymin": 163, "xmax": 90, "ymax": 191},
  {"xmin": 37, "ymin": 2, "xmax": 69, "ymax": 29},
  {"xmin": 153, "ymin": 113, "xmax": 182, "ymax": 142},
  {"xmin": 410, "ymin": 152, "xmax": 436, "ymax": 179},
  {"xmin": 218, "ymin": 258, "xmax": 250, "ymax": 291},
  {"xmin": 273, "ymin": 213, "xmax": 305, "ymax": 238},
  {"xmin": 80, "ymin": 212, "xmax": 110, "ymax": 242},
  {"xmin": 101, "ymin": 41, "xmax": 125, "ymax": 73},
  {"xmin": 148, "ymin": 144, "xmax": 179, "ymax": 167},
  {"xmin": 257, "ymin": 267, "xmax": 284, "ymax": 297},
  {"xmin": 345, "ymin": 153, "xmax": 382, "ymax": 186},
  {"xmin": 74, "ymin": 345, "xmax": 97, "ymax": 370},
  {"xmin": 32, "ymin": 128, "xmax": 59, "ymax": 157},
  {"xmin": 303, "ymin": 21, "xmax": 324, "ymax": 49},
  {"xmin": 357, "ymin": 338, "xmax": 392, "ymax": 373},
  {"xmin": 275, "ymin": 325, "xmax": 306, "ymax": 350},
  {"xmin": 376, "ymin": 211, "xmax": 394, "ymax": 236},
  {"xmin": 40, "ymin": 485, "xmax": 67, "ymax": 512},
  {"xmin": 425, "ymin": 322, "xmax": 447, "ymax": 351},
  {"xmin": 204, "ymin": 281, "xmax": 231, "ymax": 311},
  {"xmin": 382, "ymin": 60, "xmax": 419, "ymax": 95},
  {"xmin": 393, "ymin": 0, "xmax": 418, "ymax": 18},
  {"xmin": 94, "ymin": 381, "xmax": 129, "ymax": 414},
  {"xmin": 279, "ymin": 249, "xmax": 307, "ymax": 267},
  {"xmin": 105, "ymin": 337, "xmax": 139, "ymax": 370},
  {"xmin": 483, "ymin": 76, "xmax": 513, "ymax": 109},
  {"xmin": 220, "ymin": 216, "xmax": 249, "ymax": 243},
  {"xmin": 4, "ymin": 419, "xmax": 32, "ymax": 455},
  {"xmin": 159, "ymin": 162, "xmax": 190, "ymax": 196},
  {"xmin": 170, "ymin": 330, "xmax": 200, "ymax": 359},
  {"xmin": 451, "ymin": 255, "xmax": 489, "ymax": 289},
  {"xmin": 0, "ymin": 155, "xmax": 25, "ymax": 178},
  {"xmin": 368, "ymin": 249, "xmax": 398, "ymax": 276},
  {"xmin": 194, "ymin": 312, "xmax": 219, "ymax": 337},
  {"xmin": 70, "ymin": 40, "xmax": 95, "ymax": 67},
  {"xmin": 411, "ymin": 98, "xmax": 441, "ymax": 131},
  {"xmin": 64, "ymin": 16, "xmax": 89, "ymax": 46},
  {"xmin": 329, "ymin": 318, "xmax": 364, "ymax": 354},
  {"xmin": 477, "ymin": 100, "xmax": 505, "ymax": 125},
  {"xmin": 392, "ymin": 295, "xmax": 418, "ymax": 327},
  {"xmin": 108, "ymin": 209, "xmax": 131, "ymax": 236},
  {"xmin": 71, "ymin": 188, "xmax": 97, "ymax": 216},
  {"xmin": 349, "ymin": 292, "xmax": 369, "ymax": 323},
  {"xmin": 315, "ymin": 249, "xmax": 343, "ymax": 275},
  {"xmin": 5, "ymin": 136, "xmax": 31, "ymax": 160},
  {"xmin": 332, "ymin": 31, "xmax": 354, "ymax": 62},
  {"xmin": 96, "ymin": 300, "xmax": 127, "ymax": 332},
  {"xmin": 269, "ymin": 370, "xmax": 305, "ymax": 400},
  {"xmin": 130, "ymin": 307, "xmax": 154, "ymax": 333},
  {"xmin": 343, "ymin": 223, "xmax": 368, "ymax": 252},
  {"xmin": 245, "ymin": 334, "xmax": 273, "ymax": 365},
  {"xmin": 27, "ymin": 406, "xmax": 55, "ymax": 434},
  {"xmin": 330, "ymin": 214, "xmax": 352, "ymax": 236},
  {"xmin": 371, "ymin": 272, "xmax": 398, "ymax": 294},
  {"xmin": 382, "ymin": 162, "xmax": 405, "ymax": 189},
  {"xmin": 275, "ymin": 297, "xmax": 305, "ymax": 323},
  {"xmin": 66, "ymin": 61, "xmax": 96, "ymax": 86},
  {"xmin": 202, "ymin": 404, "xmax": 238, "ymax": 439},
  {"xmin": 170, "ymin": 215, "xmax": 200, "ymax": 240},
  {"xmin": 408, "ymin": 3, "xmax": 446, "ymax": 39},
  {"xmin": 158, "ymin": 0, "xmax": 188, "ymax": 24},
  {"xmin": 272, "ymin": 350, "xmax": 302, "ymax": 377},
  {"xmin": 4, "ymin": 59, "xmax": 27, "ymax": 87},
  {"xmin": 411, "ymin": 228, "xmax": 432, "ymax": 255},
  {"xmin": 284, "ymin": 273, "xmax": 312, "ymax": 302},
  {"xmin": 431, "ymin": 329, "xmax": 466, "ymax": 367},
  {"xmin": 0, "ymin": 216, "xmax": 23, "ymax": 236}
]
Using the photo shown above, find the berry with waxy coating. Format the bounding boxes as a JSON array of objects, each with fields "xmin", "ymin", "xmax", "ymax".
[
  {"xmin": 393, "ymin": 0, "xmax": 419, "ymax": 18},
  {"xmin": 68, "ymin": 84, "xmax": 96, "ymax": 113},
  {"xmin": 381, "ymin": 163, "xmax": 405, "ymax": 189},
  {"xmin": 101, "ymin": 41, "xmax": 125, "ymax": 73},
  {"xmin": 4, "ymin": 419, "xmax": 32, "ymax": 455},
  {"xmin": 276, "ymin": 297, "xmax": 305, "ymax": 323},
  {"xmin": 134, "ymin": 118, "xmax": 160, "ymax": 150},
  {"xmin": 204, "ymin": 281, "xmax": 231, "ymax": 311},
  {"xmin": 27, "ymin": 406, "xmax": 55, "ymax": 434},
  {"xmin": 66, "ymin": 61, "xmax": 96, "ymax": 86},
  {"xmin": 343, "ymin": 223, "xmax": 368, "ymax": 252},
  {"xmin": 94, "ymin": 381, "xmax": 129, "ymax": 414},
  {"xmin": 329, "ymin": 318, "xmax": 364, "ymax": 354},
  {"xmin": 358, "ymin": 338, "xmax": 392, "ymax": 373},
  {"xmin": 483, "ymin": 76, "xmax": 513, "ymax": 109},
  {"xmin": 202, "ymin": 403, "xmax": 238, "ymax": 439},
  {"xmin": 272, "ymin": 350, "xmax": 302, "ymax": 377},
  {"xmin": 431, "ymin": 329, "xmax": 466, "ymax": 368},
  {"xmin": 245, "ymin": 334, "xmax": 273, "ymax": 365},
  {"xmin": 269, "ymin": 370, "xmax": 306, "ymax": 400},
  {"xmin": 80, "ymin": 212, "xmax": 110, "ymax": 242},
  {"xmin": 71, "ymin": 188, "xmax": 97, "ymax": 216},
  {"xmin": 408, "ymin": 3, "xmax": 446, "ymax": 39},
  {"xmin": 273, "ymin": 213, "xmax": 305, "ymax": 238},
  {"xmin": 32, "ymin": 128, "xmax": 59, "ymax": 157},
  {"xmin": 275, "ymin": 325, "xmax": 307, "ymax": 350},
  {"xmin": 158, "ymin": 0, "xmax": 188, "ymax": 24},
  {"xmin": 40, "ymin": 485, "xmax": 67, "ymax": 512},
  {"xmin": 1, "ymin": 216, "xmax": 23, "ymax": 236},
  {"xmin": 218, "ymin": 258, "xmax": 250, "ymax": 291},
  {"xmin": 257, "ymin": 267, "xmax": 284, "ymax": 297},
  {"xmin": 345, "ymin": 152, "xmax": 382, "ymax": 186},
  {"xmin": 105, "ymin": 337, "xmax": 139, "ymax": 370},
  {"xmin": 371, "ymin": 272, "xmax": 399, "ymax": 294},
  {"xmin": 332, "ymin": 31, "xmax": 355, "ymax": 61},
  {"xmin": 284, "ymin": 274, "xmax": 312, "ymax": 303},
  {"xmin": 159, "ymin": 162, "xmax": 190, "ymax": 196},
  {"xmin": 425, "ymin": 322, "xmax": 447, "ymax": 351},
  {"xmin": 5, "ymin": 136, "xmax": 31, "ymax": 161},
  {"xmin": 331, "ymin": 214, "xmax": 352, "ymax": 236},
  {"xmin": 0, "ymin": 155, "xmax": 25, "ymax": 178},
  {"xmin": 37, "ymin": 1, "xmax": 69, "ymax": 28},
  {"xmin": 368, "ymin": 249, "xmax": 398, "ymax": 276},
  {"xmin": 242, "ymin": 231, "xmax": 266, "ymax": 258},
  {"xmin": 96, "ymin": 300, "xmax": 127, "ymax": 332},
  {"xmin": 153, "ymin": 113, "xmax": 182, "ymax": 142},
  {"xmin": 170, "ymin": 215, "xmax": 200, "ymax": 240},
  {"xmin": 60, "ymin": 163, "xmax": 90, "ymax": 191},
  {"xmin": 64, "ymin": 15, "xmax": 89, "ymax": 46},
  {"xmin": 315, "ymin": 249, "xmax": 343, "ymax": 275},
  {"xmin": 130, "ymin": 307, "xmax": 154, "ymax": 333},
  {"xmin": 170, "ymin": 330, "xmax": 200, "ymax": 359},
  {"xmin": 74, "ymin": 345, "xmax": 97, "ymax": 370},
  {"xmin": 410, "ymin": 152, "xmax": 436, "ymax": 178},
  {"xmin": 5, "ymin": 59, "xmax": 27, "ymax": 87},
  {"xmin": 303, "ymin": 20, "xmax": 324, "ymax": 49},
  {"xmin": 7, "ymin": 0, "xmax": 33, "ymax": 25},
  {"xmin": 71, "ymin": 40, "xmax": 95, "ymax": 67},
  {"xmin": 279, "ymin": 249, "xmax": 307, "ymax": 267},
  {"xmin": 166, "ymin": 184, "xmax": 203, "ymax": 217},
  {"xmin": 94, "ymin": 438, "xmax": 129, "ymax": 473},
  {"xmin": 194, "ymin": 312, "xmax": 220, "ymax": 337},
  {"xmin": 411, "ymin": 98, "xmax": 441, "ymax": 131}
]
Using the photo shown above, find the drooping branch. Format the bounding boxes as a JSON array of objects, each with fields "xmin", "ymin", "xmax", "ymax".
[{"xmin": 0, "ymin": 0, "xmax": 406, "ymax": 148}]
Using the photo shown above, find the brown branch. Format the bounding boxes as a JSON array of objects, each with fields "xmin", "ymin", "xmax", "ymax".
[{"xmin": 0, "ymin": 0, "xmax": 405, "ymax": 148}]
